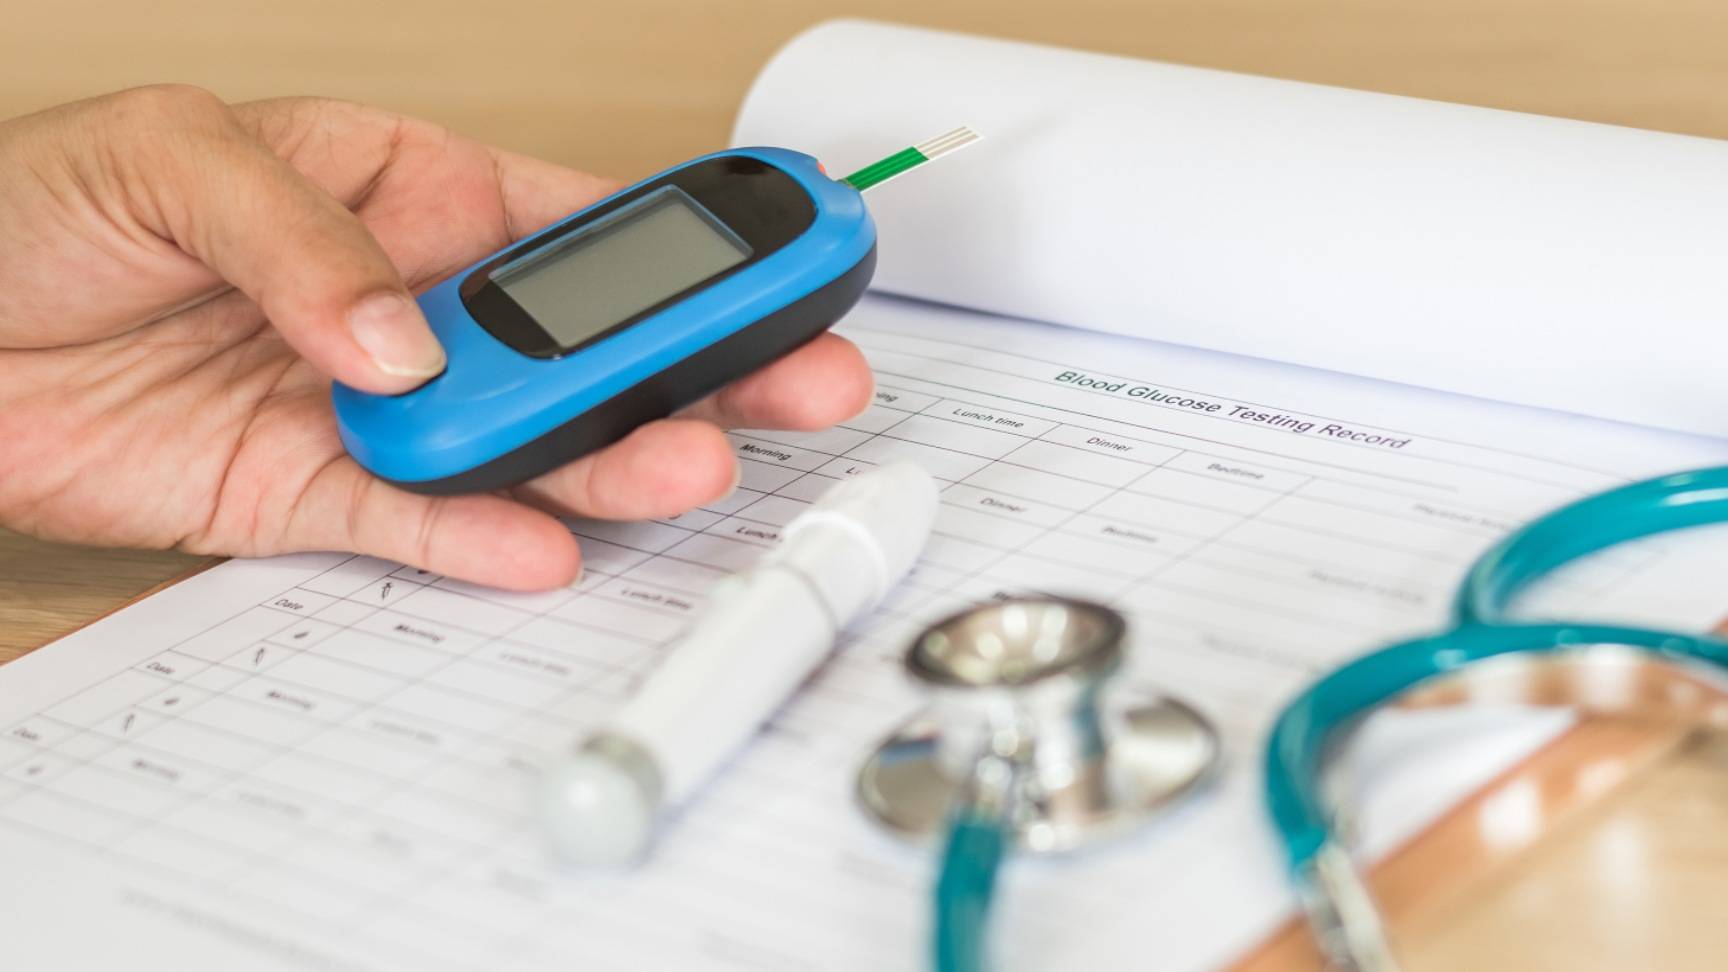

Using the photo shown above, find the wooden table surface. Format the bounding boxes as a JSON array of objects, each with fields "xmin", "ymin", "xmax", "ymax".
[{"xmin": 3, "ymin": 2, "xmax": 1727, "ymax": 968}]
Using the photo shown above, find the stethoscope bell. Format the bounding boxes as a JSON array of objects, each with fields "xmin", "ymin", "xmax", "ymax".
[{"xmin": 857, "ymin": 598, "xmax": 1220, "ymax": 853}]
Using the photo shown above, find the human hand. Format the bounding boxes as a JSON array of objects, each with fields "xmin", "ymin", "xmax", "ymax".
[{"xmin": 0, "ymin": 88, "xmax": 872, "ymax": 588}]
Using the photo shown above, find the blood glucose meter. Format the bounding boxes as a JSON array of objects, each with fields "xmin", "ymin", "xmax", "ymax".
[{"xmin": 332, "ymin": 147, "xmax": 879, "ymax": 495}]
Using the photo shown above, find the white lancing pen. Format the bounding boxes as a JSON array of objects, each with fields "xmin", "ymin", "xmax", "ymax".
[{"xmin": 539, "ymin": 460, "xmax": 939, "ymax": 866}]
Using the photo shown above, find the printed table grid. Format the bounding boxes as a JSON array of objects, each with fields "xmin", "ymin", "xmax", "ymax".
[{"xmin": 0, "ymin": 328, "xmax": 1662, "ymax": 972}]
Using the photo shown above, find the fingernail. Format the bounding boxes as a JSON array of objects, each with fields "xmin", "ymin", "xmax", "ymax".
[
  {"xmin": 348, "ymin": 292, "xmax": 446, "ymax": 378},
  {"xmin": 722, "ymin": 462, "xmax": 743, "ymax": 499}
]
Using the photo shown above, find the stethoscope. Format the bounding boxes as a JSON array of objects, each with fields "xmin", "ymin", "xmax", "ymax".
[
  {"xmin": 858, "ymin": 465, "xmax": 1728, "ymax": 972},
  {"xmin": 855, "ymin": 597, "xmax": 1222, "ymax": 972}
]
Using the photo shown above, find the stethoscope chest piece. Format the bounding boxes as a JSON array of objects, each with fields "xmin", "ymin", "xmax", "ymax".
[{"xmin": 857, "ymin": 598, "xmax": 1220, "ymax": 853}]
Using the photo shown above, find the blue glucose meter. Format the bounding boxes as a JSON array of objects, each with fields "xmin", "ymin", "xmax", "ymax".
[{"xmin": 332, "ymin": 148, "xmax": 876, "ymax": 495}]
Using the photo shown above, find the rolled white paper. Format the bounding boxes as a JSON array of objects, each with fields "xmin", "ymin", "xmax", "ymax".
[{"xmin": 735, "ymin": 20, "xmax": 1728, "ymax": 437}]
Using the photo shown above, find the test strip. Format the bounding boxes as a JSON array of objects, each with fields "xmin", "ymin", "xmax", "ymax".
[{"xmin": 839, "ymin": 126, "xmax": 982, "ymax": 193}]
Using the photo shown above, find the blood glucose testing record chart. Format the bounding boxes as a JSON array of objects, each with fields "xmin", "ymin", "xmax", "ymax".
[{"xmin": 2, "ymin": 295, "xmax": 1727, "ymax": 972}]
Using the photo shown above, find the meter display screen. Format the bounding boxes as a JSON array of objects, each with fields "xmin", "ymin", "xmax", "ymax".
[{"xmin": 492, "ymin": 187, "xmax": 751, "ymax": 350}]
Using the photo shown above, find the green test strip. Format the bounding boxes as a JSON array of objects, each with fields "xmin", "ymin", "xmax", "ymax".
[{"xmin": 840, "ymin": 126, "xmax": 981, "ymax": 193}]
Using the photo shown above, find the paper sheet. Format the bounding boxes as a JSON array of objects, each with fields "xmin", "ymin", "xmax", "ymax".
[
  {"xmin": 4, "ymin": 300, "xmax": 1727, "ymax": 971},
  {"xmin": 734, "ymin": 21, "xmax": 1728, "ymax": 437}
]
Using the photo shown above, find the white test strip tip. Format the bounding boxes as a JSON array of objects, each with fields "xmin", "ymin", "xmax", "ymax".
[{"xmin": 916, "ymin": 125, "xmax": 983, "ymax": 160}]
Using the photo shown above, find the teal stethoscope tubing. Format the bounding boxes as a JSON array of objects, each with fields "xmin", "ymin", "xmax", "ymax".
[
  {"xmin": 932, "ymin": 467, "xmax": 1728, "ymax": 972},
  {"xmin": 934, "ymin": 814, "xmax": 1006, "ymax": 972},
  {"xmin": 1265, "ymin": 466, "xmax": 1728, "ymax": 896}
]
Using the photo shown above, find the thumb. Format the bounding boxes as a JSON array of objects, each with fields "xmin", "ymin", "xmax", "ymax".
[{"xmin": 118, "ymin": 86, "xmax": 445, "ymax": 393}]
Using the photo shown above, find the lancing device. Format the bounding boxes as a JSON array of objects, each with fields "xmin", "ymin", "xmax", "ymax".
[
  {"xmin": 332, "ymin": 128, "xmax": 979, "ymax": 495},
  {"xmin": 539, "ymin": 461, "xmax": 938, "ymax": 866}
]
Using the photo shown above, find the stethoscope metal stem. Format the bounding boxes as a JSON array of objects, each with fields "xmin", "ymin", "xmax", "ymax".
[{"xmin": 858, "ymin": 598, "xmax": 1220, "ymax": 852}]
